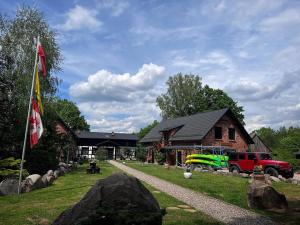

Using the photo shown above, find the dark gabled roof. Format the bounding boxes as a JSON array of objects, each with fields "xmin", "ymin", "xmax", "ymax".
[
  {"xmin": 75, "ymin": 131, "xmax": 138, "ymax": 141},
  {"xmin": 140, "ymin": 108, "xmax": 253, "ymax": 144}
]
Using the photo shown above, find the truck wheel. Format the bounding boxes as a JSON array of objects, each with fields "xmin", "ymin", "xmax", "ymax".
[
  {"xmin": 264, "ymin": 167, "xmax": 279, "ymax": 177},
  {"xmin": 229, "ymin": 165, "xmax": 240, "ymax": 173}
]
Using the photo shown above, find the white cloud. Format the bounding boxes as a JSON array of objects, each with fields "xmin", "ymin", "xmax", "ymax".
[
  {"xmin": 260, "ymin": 9, "xmax": 300, "ymax": 32},
  {"xmin": 172, "ymin": 50, "xmax": 234, "ymax": 71},
  {"xmin": 69, "ymin": 64, "xmax": 166, "ymax": 132},
  {"xmin": 69, "ymin": 63, "xmax": 165, "ymax": 102},
  {"xmin": 100, "ymin": 0, "xmax": 129, "ymax": 17},
  {"xmin": 59, "ymin": 5, "xmax": 102, "ymax": 31}
]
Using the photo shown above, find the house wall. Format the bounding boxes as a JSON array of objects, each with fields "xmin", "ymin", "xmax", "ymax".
[{"xmin": 201, "ymin": 114, "xmax": 249, "ymax": 151}]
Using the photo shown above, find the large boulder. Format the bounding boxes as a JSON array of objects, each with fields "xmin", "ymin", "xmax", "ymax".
[
  {"xmin": 59, "ymin": 166, "xmax": 68, "ymax": 174},
  {"xmin": 22, "ymin": 174, "xmax": 46, "ymax": 192},
  {"xmin": 47, "ymin": 170, "xmax": 54, "ymax": 176},
  {"xmin": 52, "ymin": 173, "xmax": 164, "ymax": 225},
  {"xmin": 247, "ymin": 182, "xmax": 288, "ymax": 211},
  {"xmin": 53, "ymin": 170, "xmax": 61, "ymax": 179},
  {"xmin": 0, "ymin": 179, "xmax": 19, "ymax": 196},
  {"xmin": 41, "ymin": 174, "xmax": 55, "ymax": 187}
]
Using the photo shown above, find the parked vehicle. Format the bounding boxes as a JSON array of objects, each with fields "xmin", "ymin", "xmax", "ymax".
[{"xmin": 228, "ymin": 152, "xmax": 293, "ymax": 178}]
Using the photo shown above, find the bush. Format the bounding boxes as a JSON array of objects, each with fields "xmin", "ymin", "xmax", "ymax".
[
  {"xmin": 96, "ymin": 149, "xmax": 108, "ymax": 161},
  {"xmin": 154, "ymin": 151, "xmax": 165, "ymax": 165},
  {"xmin": 135, "ymin": 144, "xmax": 147, "ymax": 162},
  {"xmin": 0, "ymin": 157, "xmax": 29, "ymax": 181},
  {"xmin": 25, "ymin": 150, "xmax": 58, "ymax": 175}
]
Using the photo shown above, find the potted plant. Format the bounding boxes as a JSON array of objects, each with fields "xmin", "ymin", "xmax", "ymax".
[{"xmin": 184, "ymin": 167, "xmax": 192, "ymax": 179}]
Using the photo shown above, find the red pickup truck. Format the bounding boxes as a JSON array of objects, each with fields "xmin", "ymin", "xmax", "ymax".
[{"xmin": 228, "ymin": 152, "xmax": 294, "ymax": 178}]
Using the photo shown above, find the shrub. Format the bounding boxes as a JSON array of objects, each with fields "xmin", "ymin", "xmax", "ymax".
[
  {"xmin": 0, "ymin": 157, "xmax": 29, "ymax": 181},
  {"xmin": 154, "ymin": 151, "xmax": 165, "ymax": 165},
  {"xmin": 25, "ymin": 150, "xmax": 58, "ymax": 175},
  {"xmin": 96, "ymin": 149, "xmax": 108, "ymax": 161},
  {"xmin": 135, "ymin": 144, "xmax": 147, "ymax": 162}
]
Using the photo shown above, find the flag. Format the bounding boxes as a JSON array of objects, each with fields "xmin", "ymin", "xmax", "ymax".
[
  {"xmin": 35, "ymin": 65, "xmax": 43, "ymax": 114},
  {"xmin": 37, "ymin": 40, "xmax": 46, "ymax": 77},
  {"xmin": 30, "ymin": 99, "xmax": 43, "ymax": 148}
]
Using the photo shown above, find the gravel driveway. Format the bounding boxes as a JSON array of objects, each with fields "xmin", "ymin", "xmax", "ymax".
[{"xmin": 109, "ymin": 160, "xmax": 277, "ymax": 225}]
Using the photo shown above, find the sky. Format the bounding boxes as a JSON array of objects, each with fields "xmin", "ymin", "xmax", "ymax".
[{"xmin": 1, "ymin": 0, "xmax": 300, "ymax": 133}]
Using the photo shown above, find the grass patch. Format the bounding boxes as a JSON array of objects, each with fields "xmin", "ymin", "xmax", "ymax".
[{"xmin": 125, "ymin": 161, "xmax": 300, "ymax": 225}]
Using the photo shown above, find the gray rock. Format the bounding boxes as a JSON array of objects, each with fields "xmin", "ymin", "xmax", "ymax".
[
  {"xmin": 41, "ymin": 174, "xmax": 55, "ymax": 187},
  {"xmin": 264, "ymin": 174, "xmax": 271, "ymax": 180},
  {"xmin": 292, "ymin": 179, "xmax": 298, "ymax": 185},
  {"xmin": 247, "ymin": 182, "xmax": 288, "ymax": 211},
  {"xmin": 232, "ymin": 170, "xmax": 239, "ymax": 176},
  {"xmin": 59, "ymin": 166, "xmax": 67, "ymax": 174},
  {"xmin": 41, "ymin": 174, "xmax": 49, "ymax": 186},
  {"xmin": 52, "ymin": 173, "xmax": 164, "ymax": 225},
  {"xmin": 47, "ymin": 175, "xmax": 55, "ymax": 185},
  {"xmin": 287, "ymin": 178, "xmax": 293, "ymax": 183},
  {"xmin": 270, "ymin": 176, "xmax": 280, "ymax": 182},
  {"xmin": 58, "ymin": 162, "xmax": 68, "ymax": 168},
  {"xmin": 278, "ymin": 176, "xmax": 286, "ymax": 182},
  {"xmin": 54, "ymin": 170, "xmax": 60, "ymax": 178},
  {"xmin": 240, "ymin": 173, "xmax": 250, "ymax": 178},
  {"xmin": 47, "ymin": 170, "xmax": 54, "ymax": 176},
  {"xmin": 22, "ymin": 174, "xmax": 46, "ymax": 192},
  {"xmin": 0, "ymin": 179, "xmax": 19, "ymax": 196}
]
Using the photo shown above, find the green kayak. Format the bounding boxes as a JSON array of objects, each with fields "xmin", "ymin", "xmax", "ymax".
[{"xmin": 185, "ymin": 154, "xmax": 229, "ymax": 168}]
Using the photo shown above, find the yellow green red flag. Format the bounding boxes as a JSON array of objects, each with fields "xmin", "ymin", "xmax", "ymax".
[{"xmin": 35, "ymin": 65, "xmax": 43, "ymax": 115}]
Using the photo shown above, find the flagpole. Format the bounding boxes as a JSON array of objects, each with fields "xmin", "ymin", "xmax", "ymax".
[{"xmin": 17, "ymin": 36, "xmax": 40, "ymax": 195}]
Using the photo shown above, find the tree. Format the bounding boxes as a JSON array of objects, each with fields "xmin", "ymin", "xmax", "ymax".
[
  {"xmin": 52, "ymin": 98, "xmax": 90, "ymax": 131},
  {"xmin": 157, "ymin": 73, "xmax": 245, "ymax": 124},
  {"xmin": 0, "ymin": 6, "xmax": 61, "ymax": 154},
  {"xmin": 135, "ymin": 120, "xmax": 159, "ymax": 162},
  {"xmin": 255, "ymin": 126, "xmax": 300, "ymax": 167},
  {"xmin": 255, "ymin": 127, "xmax": 277, "ymax": 149},
  {"xmin": 138, "ymin": 120, "xmax": 159, "ymax": 139}
]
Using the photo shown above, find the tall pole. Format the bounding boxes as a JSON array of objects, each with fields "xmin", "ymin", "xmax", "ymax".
[{"xmin": 17, "ymin": 36, "xmax": 40, "ymax": 195}]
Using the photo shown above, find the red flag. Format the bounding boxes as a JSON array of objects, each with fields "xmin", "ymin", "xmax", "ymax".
[
  {"xmin": 37, "ymin": 40, "xmax": 46, "ymax": 77},
  {"xmin": 30, "ymin": 99, "xmax": 44, "ymax": 148}
]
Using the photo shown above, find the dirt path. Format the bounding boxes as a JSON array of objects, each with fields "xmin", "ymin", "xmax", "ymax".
[{"xmin": 109, "ymin": 160, "xmax": 277, "ymax": 225}]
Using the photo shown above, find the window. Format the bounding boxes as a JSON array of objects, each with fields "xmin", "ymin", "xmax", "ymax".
[
  {"xmin": 214, "ymin": 127, "xmax": 222, "ymax": 139},
  {"xmin": 92, "ymin": 147, "xmax": 97, "ymax": 155},
  {"xmin": 260, "ymin": 153, "xmax": 272, "ymax": 160},
  {"xmin": 247, "ymin": 153, "xmax": 256, "ymax": 160},
  {"xmin": 228, "ymin": 152, "xmax": 237, "ymax": 160},
  {"xmin": 238, "ymin": 153, "xmax": 245, "ymax": 160},
  {"xmin": 81, "ymin": 147, "xmax": 89, "ymax": 155},
  {"xmin": 228, "ymin": 128, "xmax": 235, "ymax": 140}
]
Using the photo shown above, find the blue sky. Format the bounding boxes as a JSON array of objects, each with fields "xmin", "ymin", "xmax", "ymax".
[{"xmin": 1, "ymin": 0, "xmax": 300, "ymax": 132}]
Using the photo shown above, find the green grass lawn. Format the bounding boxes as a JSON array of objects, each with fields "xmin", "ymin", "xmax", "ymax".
[
  {"xmin": 0, "ymin": 162, "xmax": 222, "ymax": 225},
  {"xmin": 124, "ymin": 161, "xmax": 300, "ymax": 225}
]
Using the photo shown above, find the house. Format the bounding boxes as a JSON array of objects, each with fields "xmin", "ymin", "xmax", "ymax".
[
  {"xmin": 249, "ymin": 132, "xmax": 272, "ymax": 153},
  {"xmin": 140, "ymin": 108, "xmax": 254, "ymax": 165},
  {"xmin": 75, "ymin": 131, "xmax": 138, "ymax": 160},
  {"xmin": 54, "ymin": 118, "xmax": 78, "ymax": 162}
]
